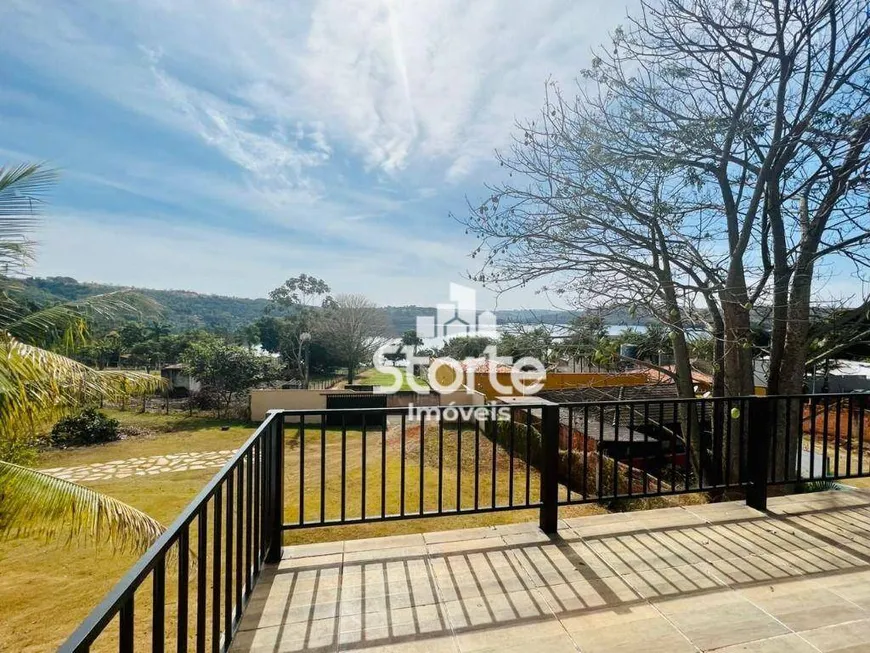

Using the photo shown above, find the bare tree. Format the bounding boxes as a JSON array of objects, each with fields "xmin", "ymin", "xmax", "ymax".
[
  {"xmin": 316, "ymin": 294, "xmax": 391, "ymax": 383},
  {"xmin": 579, "ymin": 0, "xmax": 870, "ymax": 399},
  {"xmin": 462, "ymin": 88, "xmax": 720, "ymax": 475},
  {"xmin": 466, "ymin": 0, "xmax": 870, "ymax": 479}
]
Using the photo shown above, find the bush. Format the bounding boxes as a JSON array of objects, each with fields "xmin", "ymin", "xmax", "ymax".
[{"xmin": 50, "ymin": 409, "xmax": 120, "ymax": 448}]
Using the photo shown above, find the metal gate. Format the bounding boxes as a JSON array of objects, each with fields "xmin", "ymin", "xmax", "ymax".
[{"xmin": 324, "ymin": 392, "xmax": 387, "ymax": 426}]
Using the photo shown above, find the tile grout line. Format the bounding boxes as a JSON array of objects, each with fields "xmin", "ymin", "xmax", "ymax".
[
  {"xmin": 571, "ymin": 510, "xmax": 705, "ymax": 653},
  {"xmin": 423, "ymin": 536, "xmax": 462, "ymax": 651},
  {"xmin": 684, "ymin": 507, "xmax": 823, "ymax": 653},
  {"xmin": 334, "ymin": 544, "xmax": 345, "ymax": 652},
  {"xmin": 501, "ymin": 534, "xmax": 582, "ymax": 650}
]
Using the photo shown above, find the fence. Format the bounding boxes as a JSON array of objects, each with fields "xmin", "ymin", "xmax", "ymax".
[
  {"xmin": 62, "ymin": 393, "xmax": 870, "ymax": 651},
  {"xmin": 60, "ymin": 412, "xmax": 285, "ymax": 653}
]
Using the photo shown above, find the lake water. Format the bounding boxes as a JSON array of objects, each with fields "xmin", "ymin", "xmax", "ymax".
[{"xmin": 408, "ymin": 323, "xmax": 653, "ymax": 352}]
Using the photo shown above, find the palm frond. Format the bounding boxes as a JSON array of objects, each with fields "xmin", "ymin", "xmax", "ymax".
[
  {"xmin": 0, "ymin": 163, "xmax": 57, "ymax": 276},
  {"xmin": 0, "ymin": 461, "xmax": 164, "ymax": 552},
  {"xmin": 0, "ymin": 163, "xmax": 58, "ymax": 219},
  {"xmin": 0, "ymin": 336, "xmax": 165, "ymax": 439}
]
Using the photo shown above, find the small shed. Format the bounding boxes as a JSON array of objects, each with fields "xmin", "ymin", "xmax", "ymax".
[{"xmin": 160, "ymin": 364, "xmax": 202, "ymax": 394}]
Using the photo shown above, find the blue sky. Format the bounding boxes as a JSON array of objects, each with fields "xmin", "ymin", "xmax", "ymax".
[{"xmin": 0, "ymin": 0, "xmax": 638, "ymax": 309}]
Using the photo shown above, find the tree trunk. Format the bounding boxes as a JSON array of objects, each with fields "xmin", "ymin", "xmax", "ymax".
[
  {"xmin": 774, "ymin": 258, "xmax": 815, "ymax": 480},
  {"xmin": 719, "ymin": 266, "xmax": 755, "ymax": 483}
]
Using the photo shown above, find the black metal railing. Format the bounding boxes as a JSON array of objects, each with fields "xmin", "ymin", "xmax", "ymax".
[
  {"xmin": 62, "ymin": 393, "xmax": 870, "ymax": 651},
  {"xmin": 60, "ymin": 411, "xmax": 286, "ymax": 653}
]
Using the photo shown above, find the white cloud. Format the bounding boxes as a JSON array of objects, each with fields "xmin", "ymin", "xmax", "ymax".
[
  {"xmin": 1, "ymin": 0, "xmax": 637, "ymax": 184},
  {"xmin": 0, "ymin": 0, "xmax": 638, "ymax": 308}
]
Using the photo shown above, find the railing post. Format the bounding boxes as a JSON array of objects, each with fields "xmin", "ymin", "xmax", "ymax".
[
  {"xmin": 539, "ymin": 403, "xmax": 560, "ymax": 534},
  {"xmin": 266, "ymin": 412, "xmax": 285, "ymax": 563},
  {"xmin": 746, "ymin": 396, "xmax": 772, "ymax": 511}
]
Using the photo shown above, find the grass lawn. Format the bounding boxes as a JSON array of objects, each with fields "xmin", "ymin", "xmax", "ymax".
[
  {"xmin": 1, "ymin": 410, "xmax": 696, "ymax": 651},
  {"xmin": 355, "ymin": 367, "xmax": 429, "ymax": 391}
]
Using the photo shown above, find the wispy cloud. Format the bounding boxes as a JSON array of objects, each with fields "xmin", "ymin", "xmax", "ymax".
[{"xmin": 0, "ymin": 0, "xmax": 639, "ymax": 307}]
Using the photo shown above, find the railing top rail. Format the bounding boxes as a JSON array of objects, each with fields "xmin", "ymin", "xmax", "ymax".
[
  {"xmin": 59, "ymin": 411, "xmax": 282, "ymax": 652},
  {"xmin": 271, "ymin": 404, "xmax": 541, "ymax": 416},
  {"xmin": 270, "ymin": 392, "xmax": 870, "ymax": 417},
  {"xmin": 542, "ymin": 392, "xmax": 870, "ymax": 408}
]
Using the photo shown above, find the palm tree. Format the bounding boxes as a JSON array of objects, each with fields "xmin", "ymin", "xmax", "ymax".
[{"xmin": 0, "ymin": 163, "xmax": 165, "ymax": 552}]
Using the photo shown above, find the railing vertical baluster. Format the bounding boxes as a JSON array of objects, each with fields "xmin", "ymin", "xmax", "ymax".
[
  {"xmin": 859, "ymin": 395, "xmax": 866, "ymax": 476},
  {"xmin": 835, "ymin": 397, "xmax": 842, "ymax": 477},
  {"xmin": 680, "ymin": 402, "xmax": 690, "ymax": 492},
  {"xmin": 275, "ymin": 414, "xmax": 284, "ymax": 551},
  {"xmin": 341, "ymin": 414, "xmax": 347, "ymax": 522},
  {"xmin": 212, "ymin": 486, "xmax": 222, "ymax": 653},
  {"xmin": 456, "ymin": 414, "xmax": 462, "ymax": 511},
  {"xmin": 768, "ymin": 398, "xmax": 778, "ymax": 483},
  {"xmin": 437, "ymin": 415, "xmax": 444, "ymax": 513},
  {"xmin": 725, "ymin": 398, "xmax": 733, "ymax": 486},
  {"xmin": 627, "ymin": 405, "xmax": 634, "ymax": 497},
  {"xmin": 583, "ymin": 404, "xmax": 589, "ymax": 500},
  {"xmin": 567, "ymin": 406, "xmax": 573, "ymax": 503},
  {"xmin": 196, "ymin": 508, "xmax": 207, "ymax": 653},
  {"xmin": 119, "ymin": 597, "xmax": 134, "ymax": 653},
  {"xmin": 740, "ymin": 399, "xmax": 752, "ymax": 483},
  {"xmin": 822, "ymin": 397, "xmax": 830, "ymax": 478},
  {"xmin": 810, "ymin": 397, "xmax": 817, "ymax": 479},
  {"xmin": 252, "ymin": 444, "xmax": 260, "ymax": 572},
  {"xmin": 784, "ymin": 399, "xmax": 792, "ymax": 483},
  {"xmin": 235, "ymin": 464, "xmax": 243, "ymax": 622},
  {"xmin": 261, "ymin": 428, "xmax": 270, "ymax": 559},
  {"xmin": 508, "ymin": 410, "xmax": 515, "ymax": 506},
  {"xmin": 490, "ymin": 407, "xmax": 497, "ymax": 509},
  {"xmin": 613, "ymin": 405, "xmax": 621, "ymax": 497},
  {"xmin": 381, "ymin": 415, "xmax": 387, "ymax": 519},
  {"xmin": 846, "ymin": 397, "xmax": 853, "ymax": 478},
  {"xmin": 225, "ymin": 474, "xmax": 233, "ymax": 640},
  {"xmin": 245, "ymin": 452, "xmax": 253, "ymax": 597},
  {"xmin": 525, "ymin": 408, "xmax": 531, "ymax": 505},
  {"xmin": 710, "ymin": 397, "xmax": 725, "ymax": 486},
  {"xmin": 597, "ymin": 404, "xmax": 605, "ymax": 499},
  {"xmin": 153, "ymin": 558, "xmax": 166, "ymax": 653},
  {"xmin": 177, "ymin": 527, "xmax": 189, "ymax": 653},
  {"xmin": 737, "ymin": 399, "xmax": 745, "ymax": 484},
  {"xmin": 361, "ymin": 414, "xmax": 367, "ymax": 521},
  {"xmin": 400, "ymin": 413, "xmax": 406, "ymax": 516},
  {"xmin": 299, "ymin": 416, "xmax": 305, "ymax": 526},
  {"xmin": 698, "ymin": 400, "xmax": 706, "ymax": 490},
  {"xmin": 320, "ymin": 416, "xmax": 326, "ymax": 524},
  {"xmin": 473, "ymin": 416, "xmax": 480, "ymax": 510},
  {"xmin": 655, "ymin": 400, "xmax": 663, "ymax": 494},
  {"xmin": 419, "ymin": 414, "xmax": 425, "ymax": 515},
  {"xmin": 643, "ymin": 402, "xmax": 649, "ymax": 494}
]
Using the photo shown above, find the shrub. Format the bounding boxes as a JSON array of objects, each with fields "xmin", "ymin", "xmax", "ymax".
[{"xmin": 50, "ymin": 409, "xmax": 120, "ymax": 448}]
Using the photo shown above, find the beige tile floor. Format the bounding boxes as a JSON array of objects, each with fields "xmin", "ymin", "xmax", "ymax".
[{"xmin": 232, "ymin": 490, "xmax": 870, "ymax": 652}]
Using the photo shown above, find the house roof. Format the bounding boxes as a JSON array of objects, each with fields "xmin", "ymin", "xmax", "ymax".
[
  {"xmin": 162, "ymin": 363, "xmax": 185, "ymax": 371},
  {"xmin": 640, "ymin": 366, "xmax": 714, "ymax": 387},
  {"xmin": 431, "ymin": 357, "xmax": 513, "ymax": 373},
  {"xmin": 540, "ymin": 384, "xmax": 680, "ymax": 405},
  {"xmin": 540, "ymin": 384, "xmax": 700, "ymax": 442}
]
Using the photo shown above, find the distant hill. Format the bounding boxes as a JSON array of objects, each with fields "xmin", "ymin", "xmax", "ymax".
[
  {"xmin": 15, "ymin": 276, "xmax": 661, "ymax": 335},
  {"xmin": 17, "ymin": 277, "xmax": 273, "ymax": 332}
]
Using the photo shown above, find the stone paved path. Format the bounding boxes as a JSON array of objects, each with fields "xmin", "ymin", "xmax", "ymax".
[{"xmin": 40, "ymin": 449, "xmax": 236, "ymax": 483}]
